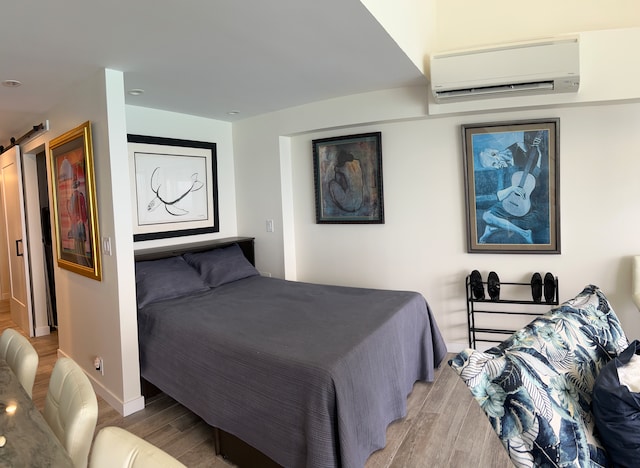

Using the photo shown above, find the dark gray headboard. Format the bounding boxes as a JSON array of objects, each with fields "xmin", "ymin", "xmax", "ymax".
[{"xmin": 134, "ymin": 236, "xmax": 255, "ymax": 265}]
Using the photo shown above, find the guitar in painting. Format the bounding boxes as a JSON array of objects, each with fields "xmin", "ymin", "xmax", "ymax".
[{"xmin": 501, "ymin": 130, "xmax": 544, "ymax": 217}]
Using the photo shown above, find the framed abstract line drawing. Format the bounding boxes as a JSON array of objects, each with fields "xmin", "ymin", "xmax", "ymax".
[
  {"xmin": 462, "ymin": 119, "xmax": 560, "ymax": 254},
  {"xmin": 312, "ymin": 132, "xmax": 384, "ymax": 224},
  {"xmin": 49, "ymin": 121, "xmax": 102, "ymax": 280},
  {"xmin": 127, "ymin": 134, "xmax": 219, "ymax": 241}
]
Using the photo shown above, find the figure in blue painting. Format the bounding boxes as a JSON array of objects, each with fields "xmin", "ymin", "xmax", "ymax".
[
  {"xmin": 473, "ymin": 130, "xmax": 550, "ymax": 245},
  {"xmin": 318, "ymin": 137, "xmax": 382, "ymax": 222},
  {"xmin": 329, "ymin": 150, "xmax": 364, "ymax": 213}
]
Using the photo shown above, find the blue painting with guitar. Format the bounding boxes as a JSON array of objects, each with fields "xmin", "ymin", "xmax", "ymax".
[{"xmin": 472, "ymin": 129, "xmax": 550, "ymax": 245}]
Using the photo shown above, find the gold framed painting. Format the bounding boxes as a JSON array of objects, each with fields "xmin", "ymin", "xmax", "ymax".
[{"xmin": 49, "ymin": 121, "xmax": 102, "ymax": 280}]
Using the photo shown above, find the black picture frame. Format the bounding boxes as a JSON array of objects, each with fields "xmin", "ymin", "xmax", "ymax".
[
  {"xmin": 127, "ymin": 134, "xmax": 219, "ymax": 241},
  {"xmin": 312, "ymin": 132, "xmax": 384, "ymax": 224},
  {"xmin": 462, "ymin": 119, "xmax": 560, "ymax": 254}
]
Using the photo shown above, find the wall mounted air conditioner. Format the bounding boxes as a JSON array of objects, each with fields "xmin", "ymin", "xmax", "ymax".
[{"xmin": 430, "ymin": 37, "xmax": 580, "ymax": 103}]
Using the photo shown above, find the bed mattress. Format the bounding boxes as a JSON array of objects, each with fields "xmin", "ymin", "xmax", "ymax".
[{"xmin": 138, "ymin": 275, "xmax": 446, "ymax": 467}]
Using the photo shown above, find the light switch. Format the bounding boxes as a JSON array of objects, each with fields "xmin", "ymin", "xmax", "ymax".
[
  {"xmin": 266, "ymin": 219, "xmax": 274, "ymax": 232},
  {"xmin": 102, "ymin": 237, "xmax": 112, "ymax": 256}
]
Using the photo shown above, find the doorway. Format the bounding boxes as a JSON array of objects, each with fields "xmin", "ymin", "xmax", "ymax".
[{"xmin": 36, "ymin": 151, "xmax": 57, "ymax": 328}]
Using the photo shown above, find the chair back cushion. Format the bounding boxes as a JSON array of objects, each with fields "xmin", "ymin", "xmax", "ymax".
[
  {"xmin": 0, "ymin": 328, "xmax": 39, "ymax": 397},
  {"xmin": 90, "ymin": 426, "xmax": 187, "ymax": 468},
  {"xmin": 44, "ymin": 357, "xmax": 98, "ymax": 468}
]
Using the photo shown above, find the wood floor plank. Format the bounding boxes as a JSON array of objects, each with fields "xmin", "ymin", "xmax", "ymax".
[
  {"xmin": 161, "ymin": 420, "xmax": 218, "ymax": 459},
  {"xmin": 391, "ymin": 367, "xmax": 474, "ymax": 466},
  {"xmin": 366, "ymin": 380, "xmax": 435, "ymax": 468},
  {"xmin": 451, "ymin": 376, "xmax": 512, "ymax": 467},
  {"xmin": 1, "ymin": 303, "xmax": 513, "ymax": 467},
  {"xmin": 178, "ymin": 437, "xmax": 233, "ymax": 468}
]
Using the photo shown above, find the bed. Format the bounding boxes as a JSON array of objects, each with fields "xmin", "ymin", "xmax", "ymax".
[{"xmin": 134, "ymin": 237, "xmax": 447, "ymax": 467}]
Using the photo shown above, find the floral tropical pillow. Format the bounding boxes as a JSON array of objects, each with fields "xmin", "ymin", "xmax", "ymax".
[{"xmin": 450, "ymin": 285, "xmax": 628, "ymax": 468}]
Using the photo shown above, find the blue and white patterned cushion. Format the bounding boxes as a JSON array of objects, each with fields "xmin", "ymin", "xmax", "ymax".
[{"xmin": 450, "ymin": 285, "xmax": 628, "ymax": 468}]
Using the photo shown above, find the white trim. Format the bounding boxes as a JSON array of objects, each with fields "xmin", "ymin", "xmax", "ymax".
[
  {"xmin": 57, "ymin": 348, "xmax": 145, "ymax": 416},
  {"xmin": 34, "ymin": 326, "xmax": 50, "ymax": 337}
]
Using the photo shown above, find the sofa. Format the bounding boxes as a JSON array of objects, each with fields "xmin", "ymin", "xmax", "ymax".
[{"xmin": 449, "ymin": 285, "xmax": 629, "ymax": 468}]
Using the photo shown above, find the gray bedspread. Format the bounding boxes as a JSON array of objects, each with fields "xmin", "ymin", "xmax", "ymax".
[{"xmin": 138, "ymin": 276, "xmax": 447, "ymax": 467}]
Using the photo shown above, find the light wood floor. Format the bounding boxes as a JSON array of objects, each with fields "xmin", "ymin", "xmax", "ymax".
[{"xmin": 1, "ymin": 301, "xmax": 512, "ymax": 467}]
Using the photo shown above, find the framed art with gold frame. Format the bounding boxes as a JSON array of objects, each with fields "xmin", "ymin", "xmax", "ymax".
[{"xmin": 49, "ymin": 121, "xmax": 102, "ymax": 280}]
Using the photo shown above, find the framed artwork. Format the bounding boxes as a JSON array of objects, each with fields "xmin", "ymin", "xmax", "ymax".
[
  {"xmin": 128, "ymin": 134, "xmax": 218, "ymax": 241},
  {"xmin": 312, "ymin": 132, "xmax": 384, "ymax": 224},
  {"xmin": 462, "ymin": 119, "xmax": 560, "ymax": 254},
  {"xmin": 49, "ymin": 121, "xmax": 102, "ymax": 280}
]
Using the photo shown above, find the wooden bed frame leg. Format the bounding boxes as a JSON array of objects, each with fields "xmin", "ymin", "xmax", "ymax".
[{"xmin": 213, "ymin": 427, "xmax": 221, "ymax": 455}]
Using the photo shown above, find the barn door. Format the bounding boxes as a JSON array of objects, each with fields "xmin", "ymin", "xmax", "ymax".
[{"xmin": 0, "ymin": 146, "xmax": 33, "ymax": 335}]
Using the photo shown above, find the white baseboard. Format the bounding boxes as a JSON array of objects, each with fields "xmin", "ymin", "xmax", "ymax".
[
  {"xmin": 56, "ymin": 349, "xmax": 146, "ymax": 416},
  {"xmin": 34, "ymin": 326, "xmax": 51, "ymax": 337},
  {"xmin": 446, "ymin": 341, "xmax": 493, "ymax": 354},
  {"xmin": 446, "ymin": 341, "xmax": 470, "ymax": 354}
]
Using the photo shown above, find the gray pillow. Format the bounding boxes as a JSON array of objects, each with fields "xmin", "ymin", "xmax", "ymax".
[
  {"xmin": 183, "ymin": 243, "xmax": 259, "ymax": 287},
  {"xmin": 135, "ymin": 256, "xmax": 210, "ymax": 308}
]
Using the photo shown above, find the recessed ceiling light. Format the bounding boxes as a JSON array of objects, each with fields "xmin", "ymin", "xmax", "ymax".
[
  {"xmin": 128, "ymin": 88, "xmax": 144, "ymax": 96},
  {"xmin": 227, "ymin": 111, "xmax": 240, "ymax": 115},
  {"xmin": 2, "ymin": 80, "xmax": 22, "ymax": 88}
]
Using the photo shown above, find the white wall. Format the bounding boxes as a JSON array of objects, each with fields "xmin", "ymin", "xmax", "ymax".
[
  {"xmin": 125, "ymin": 106, "xmax": 238, "ymax": 250},
  {"xmin": 41, "ymin": 69, "xmax": 144, "ymax": 415},
  {"xmin": 289, "ymin": 103, "xmax": 640, "ymax": 350},
  {"xmin": 233, "ymin": 87, "xmax": 430, "ymax": 278},
  {"xmin": 434, "ymin": 0, "xmax": 640, "ymax": 51},
  {"xmin": 233, "ymin": 29, "xmax": 640, "ymax": 352}
]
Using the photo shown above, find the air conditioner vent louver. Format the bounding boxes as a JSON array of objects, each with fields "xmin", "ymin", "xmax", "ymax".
[
  {"xmin": 434, "ymin": 81, "xmax": 555, "ymax": 101},
  {"xmin": 430, "ymin": 38, "xmax": 580, "ymax": 103}
]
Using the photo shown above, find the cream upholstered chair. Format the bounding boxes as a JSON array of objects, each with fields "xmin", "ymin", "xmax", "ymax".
[
  {"xmin": 633, "ymin": 256, "xmax": 640, "ymax": 311},
  {"xmin": 0, "ymin": 328, "xmax": 39, "ymax": 397},
  {"xmin": 44, "ymin": 357, "xmax": 98, "ymax": 468},
  {"xmin": 90, "ymin": 426, "xmax": 187, "ymax": 468}
]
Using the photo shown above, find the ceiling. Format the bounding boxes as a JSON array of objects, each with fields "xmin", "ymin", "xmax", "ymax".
[
  {"xmin": 1, "ymin": 1, "xmax": 637, "ymax": 149},
  {"xmin": 0, "ymin": 0, "xmax": 427, "ymax": 148}
]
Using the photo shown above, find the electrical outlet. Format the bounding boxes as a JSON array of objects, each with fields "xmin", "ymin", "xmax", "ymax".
[{"xmin": 94, "ymin": 356, "xmax": 104, "ymax": 375}]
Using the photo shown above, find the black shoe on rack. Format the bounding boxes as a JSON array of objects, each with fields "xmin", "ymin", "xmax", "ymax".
[
  {"xmin": 544, "ymin": 273, "xmax": 556, "ymax": 304},
  {"xmin": 531, "ymin": 273, "xmax": 542, "ymax": 303},
  {"xmin": 488, "ymin": 271, "xmax": 500, "ymax": 301},
  {"xmin": 470, "ymin": 270, "xmax": 485, "ymax": 300}
]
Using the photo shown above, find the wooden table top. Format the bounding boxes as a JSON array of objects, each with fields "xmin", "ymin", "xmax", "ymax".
[{"xmin": 0, "ymin": 357, "xmax": 73, "ymax": 467}]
